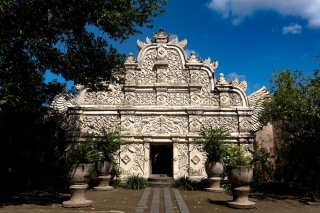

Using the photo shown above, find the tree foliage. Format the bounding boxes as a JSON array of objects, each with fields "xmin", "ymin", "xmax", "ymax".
[
  {"xmin": 0, "ymin": 0, "xmax": 166, "ymax": 112},
  {"xmin": 260, "ymin": 70, "xmax": 320, "ymax": 186}
]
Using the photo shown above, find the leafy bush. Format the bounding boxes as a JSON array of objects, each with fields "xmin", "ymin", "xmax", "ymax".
[
  {"xmin": 174, "ymin": 176, "xmax": 195, "ymax": 191},
  {"xmin": 251, "ymin": 148, "xmax": 274, "ymax": 185},
  {"xmin": 259, "ymin": 70, "xmax": 320, "ymax": 187},
  {"xmin": 110, "ymin": 164, "xmax": 122, "ymax": 188},
  {"xmin": 223, "ymin": 145, "xmax": 252, "ymax": 166},
  {"xmin": 66, "ymin": 140, "xmax": 100, "ymax": 164},
  {"xmin": 125, "ymin": 175, "xmax": 148, "ymax": 190},
  {"xmin": 196, "ymin": 126, "xmax": 230, "ymax": 162},
  {"xmin": 96, "ymin": 129, "xmax": 123, "ymax": 163}
]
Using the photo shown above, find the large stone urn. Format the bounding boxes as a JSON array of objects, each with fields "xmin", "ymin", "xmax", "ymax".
[
  {"xmin": 62, "ymin": 163, "xmax": 95, "ymax": 208},
  {"xmin": 226, "ymin": 165, "xmax": 255, "ymax": 209},
  {"xmin": 94, "ymin": 160, "xmax": 114, "ymax": 191},
  {"xmin": 205, "ymin": 161, "xmax": 224, "ymax": 192}
]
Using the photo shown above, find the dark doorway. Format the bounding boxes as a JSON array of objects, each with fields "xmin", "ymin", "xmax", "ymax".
[{"xmin": 150, "ymin": 144, "xmax": 173, "ymax": 177}]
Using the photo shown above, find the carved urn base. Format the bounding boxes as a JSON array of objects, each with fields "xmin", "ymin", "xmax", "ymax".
[
  {"xmin": 205, "ymin": 177, "xmax": 224, "ymax": 192},
  {"xmin": 62, "ymin": 184, "xmax": 92, "ymax": 208},
  {"xmin": 94, "ymin": 175, "xmax": 113, "ymax": 191},
  {"xmin": 227, "ymin": 186, "xmax": 255, "ymax": 209}
]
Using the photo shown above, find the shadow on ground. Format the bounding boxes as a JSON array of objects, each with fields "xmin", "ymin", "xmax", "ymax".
[{"xmin": 0, "ymin": 190, "xmax": 69, "ymax": 207}]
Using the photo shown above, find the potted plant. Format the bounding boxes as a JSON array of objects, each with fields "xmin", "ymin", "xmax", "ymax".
[
  {"xmin": 223, "ymin": 145, "xmax": 255, "ymax": 209},
  {"xmin": 196, "ymin": 126, "xmax": 229, "ymax": 192},
  {"xmin": 94, "ymin": 129, "xmax": 123, "ymax": 191},
  {"xmin": 62, "ymin": 140, "xmax": 99, "ymax": 208}
]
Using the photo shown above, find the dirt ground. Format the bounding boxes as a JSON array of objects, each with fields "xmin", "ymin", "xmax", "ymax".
[{"xmin": 1, "ymin": 188, "xmax": 320, "ymax": 213}]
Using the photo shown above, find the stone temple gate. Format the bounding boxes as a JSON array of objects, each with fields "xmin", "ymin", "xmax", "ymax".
[{"xmin": 56, "ymin": 29, "xmax": 269, "ymax": 179}]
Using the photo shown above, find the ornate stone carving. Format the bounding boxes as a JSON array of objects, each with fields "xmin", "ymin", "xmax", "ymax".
[
  {"xmin": 166, "ymin": 49, "xmax": 187, "ymax": 84},
  {"xmin": 167, "ymin": 92, "xmax": 190, "ymax": 106},
  {"xmin": 124, "ymin": 92, "xmax": 156, "ymax": 105},
  {"xmin": 125, "ymin": 52, "xmax": 136, "ymax": 64},
  {"xmin": 83, "ymin": 85, "xmax": 123, "ymax": 105},
  {"xmin": 188, "ymin": 51, "xmax": 201, "ymax": 63},
  {"xmin": 217, "ymin": 73, "xmax": 228, "ymax": 85},
  {"xmin": 230, "ymin": 93, "xmax": 242, "ymax": 106},
  {"xmin": 173, "ymin": 143, "xmax": 189, "ymax": 177},
  {"xmin": 134, "ymin": 116, "xmax": 188, "ymax": 135},
  {"xmin": 120, "ymin": 144, "xmax": 145, "ymax": 176},
  {"xmin": 189, "ymin": 143, "xmax": 206, "ymax": 176},
  {"xmin": 63, "ymin": 29, "xmax": 257, "ymax": 179},
  {"xmin": 220, "ymin": 116, "xmax": 238, "ymax": 132},
  {"xmin": 121, "ymin": 155, "xmax": 131, "ymax": 165},
  {"xmin": 138, "ymin": 49, "xmax": 157, "ymax": 84},
  {"xmin": 200, "ymin": 88, "xmax": 219, "ymax": 106},
  {"xmin": 80, "ymin": 116, "xmax": 120, "ymax": 135},
  {"xmin": 248, "ymin": 86, "xmax": 270, "ymax": 131},
  {"xmin": 190, "ymin": 70, "xmax": 210, "ymax": 86}
]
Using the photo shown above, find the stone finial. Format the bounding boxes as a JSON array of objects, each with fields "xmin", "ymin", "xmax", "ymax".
[
  {"xmin": 217, "ymin": 73, "xmax": 228, "ymax": 84},
  {"xmin": 188, "ymin": 51, "xmax": 201, "ymax": 63},
  {"xmin": 154, "ymin": 27, "xmax": 170, "ymax": 43},
  {"xmin": 125, "ymin": 52, "xmax": 135, "ymax": 64},
  {"xmin": 238, "ymin": 80, "xmax": 248, "ymax": 91},
  {"xmin": 211, "ymin": 60, "xmax": 219, "ymax": 70}
]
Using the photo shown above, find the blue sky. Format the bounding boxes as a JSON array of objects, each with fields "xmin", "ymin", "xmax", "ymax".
[{"xmin": 46, "ymin": 0, "xmax": 320, "ymax": 95}]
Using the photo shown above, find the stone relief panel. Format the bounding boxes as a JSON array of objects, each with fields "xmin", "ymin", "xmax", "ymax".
[
  {"xmin": 200, "ymin": 88, "xmax": 219, "ymax": 106},
  {"xmin": 166, "ymin": 92, "xmax": 190, "ymax": 106},
  {"xmin": 120, "ymin": 116, "xmax": 135, "ymax": 133},
  {"xmin": 124, "ymin": 92, "xmax": 156, "ymax": 105},
  {"xmin": 189, "ymin": 144, "xmax": 206, "ymax": 176},
  {"xmin": 230, "ymin": 93, "xmax": 243, "ymax": 106},
  {"xmin": 219, "ymin": 92, "xmax": 243, "ymax": 107},
  {"xmin": 189, "ymin": 116, "xmax": 220, "ymax": 132},
  {"xmin": 173, "ymin": 143, "xmax": 189, "ymax": 178},
  {"xmin": 189, "ymin": 116, "xmax": 238, "ymax": 133},
  {"xmin": 137, "ymin": 49, "xmax": 157, "ymax": 84},
  {"xmin": 219, "ymin": 116, "xmax": 239, "ymax": 133},
  {"xmin": 134, "ymin": 115, "xmax": 189, "ymax": 135},
  {"xmin": 166, "ymin": 49, "xmax": 188, "ymax": 84},
  {"xmin": 239, "ymin": 116, "xmax": 252, "ymax": 132},
  {"xmin": 190, "ymin": 70, "xmax": 210, "ymax": 86},
  {"xmin": 80, "ymin": 115, "xmax": 120, "ymax": 135},
  {"xmin": 83, "ymin": 86, "xmax": 124, "ymax": 105},
  {"xmin": 119, "ymin": 143, "xmax": 145, "ymax": 176}
]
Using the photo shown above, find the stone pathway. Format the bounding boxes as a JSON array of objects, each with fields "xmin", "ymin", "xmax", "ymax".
[{"xmin": 135, "ymin": 187, "xmax": 190, "ymax": 213}]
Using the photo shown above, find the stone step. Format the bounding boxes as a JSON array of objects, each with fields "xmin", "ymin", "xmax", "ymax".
[{"xmin": 148, "ymin": 174, "xmax": 174, "ymax": 188}]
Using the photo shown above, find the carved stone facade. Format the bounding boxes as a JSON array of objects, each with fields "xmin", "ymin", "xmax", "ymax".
[{"xmin": 66, "ymin": 29, "xmax": 267, "ymax": 179}]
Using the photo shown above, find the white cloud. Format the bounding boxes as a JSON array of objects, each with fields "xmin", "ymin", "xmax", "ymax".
[
  {"xmin": 282, "ymin": 23, "xmax": 302, "ymax": 34},
  {"xmin": 208, "ymin": 0, "xmax": 320, "ymax": 28},
  {"xmin": 227, "ymin": 72, "xmax": 246, "ymax": 81}
]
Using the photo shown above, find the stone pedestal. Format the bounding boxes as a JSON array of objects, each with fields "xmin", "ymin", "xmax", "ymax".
[
  {"xmin": 94, "ymin": 175, "xmax": 113, "ymax": 191},
  {"xmin": 227, "ymin": 186, "xmax": 255, "ymax": 209},
  {"xmin": 62, "ymin": 184, "xmax": 92, "ymax": 208},
  {"xmin": 205, "ymin": 177, "xmax": 224, "ymax": 192}
]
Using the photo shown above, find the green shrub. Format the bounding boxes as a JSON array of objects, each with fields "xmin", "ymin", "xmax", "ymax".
[
  {"xmin": 125, "ymin": 175, "xmax": 148, "ymax": 190},
  {"xmin": 66, "ymin": 140, "xmax": 100, "ymax": 164},
  {"xmin": 196, "ymin": 126, "xmax": 230, "ymax": 162},
  {"xmin": 110, "ymin": 164, "xmax": 122, "ymax": 188},
  {"xmin": 96, "ymin": 129, "xmax": 123, "ymax": 163},
  {"xmin": 174, "ymin": 176, "xmax": 195, "ymax": 191},
  {"xmin": 223, "ymin": 145, "xmax": 252, "ymax": 166}
]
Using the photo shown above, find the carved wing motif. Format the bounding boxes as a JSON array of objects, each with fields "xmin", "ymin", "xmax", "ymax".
[
  {"xmin": 51, "ymin": 93, "xmax": 75, "ymax": 112},
  {"xmin": 137, "ymin": 39, "xmax": 146, "ymax": 50},
  {"xmin": 168, "ymin": 37, "xmax": 178, "ymax": 44},
  {"xmin": 248, "ymin": 86, "xmax": 270, "ymax": 131},
  {"xmin": 177, "ymin": 39, "xmax": 187, "ymax": 49}
]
